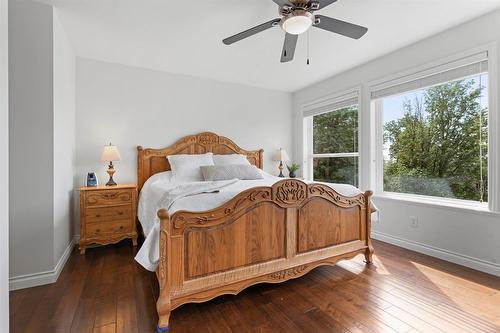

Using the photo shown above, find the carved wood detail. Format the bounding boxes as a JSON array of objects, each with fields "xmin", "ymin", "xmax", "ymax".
[
  {"xmin": 85, "ymin": 190, "xmax": 132, "ymax": 206},
  {"xmin": 308, "ymin": 183, "xmax": 366, "ymax": 207},
  {"xmin": 272, "ymin": 179, "xmax": 307, "ymax": 207}
]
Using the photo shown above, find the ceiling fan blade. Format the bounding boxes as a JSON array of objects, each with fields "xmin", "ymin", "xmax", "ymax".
[
  {"xmin": 280, "ymin": 33, "xmax": 298, "ymax": 63},
  {"xmin": 272, "ymin": 0, "xmax": 293, "ymax": 7},
  {"xmin": 223, "ymin": 18, "xmax": 281, "ymax": 45},
  {"xmin": 316, "ymin": 0, "xmax": 338, "ymax": 10},
  {"xmin": 314, "ymin": 15, "xmax": 368, "ymax": 39}
]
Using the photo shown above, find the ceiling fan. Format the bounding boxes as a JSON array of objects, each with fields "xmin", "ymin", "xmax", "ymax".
[{"xmin": 222, "ymin": 0, "xmax": 368, "ymax": 63}]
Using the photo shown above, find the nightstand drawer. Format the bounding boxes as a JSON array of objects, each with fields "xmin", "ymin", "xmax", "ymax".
[
  {"xmin": 86, "ymin": 219, "xmax": 132, "ymax": 237},
  {"xmin": 85, "ymin": 189, "xmax": 132, "ymax": 207},
  {"xmin": 86, "ymin": 205, "xmax": 132, "ymax": 223}
]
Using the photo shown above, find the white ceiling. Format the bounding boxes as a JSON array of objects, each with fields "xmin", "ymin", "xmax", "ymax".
[{"xmin": 45, "ymin": 0, "xmax": 500, "ymax": 92}]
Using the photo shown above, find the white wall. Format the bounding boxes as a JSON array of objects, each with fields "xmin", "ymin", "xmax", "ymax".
[
  {"xmin": 9, "ymin": 0, "xmax": 54, "ymax": 278},
  {"xmin": 0, "ymin": 0, "xmax": 9, "ymax": 328},
  {"xmin": 8, "ymin": 2, "xmax": 76, "ymax": 290},
  {"xmin": 293, "ymin": 10, "xmax": 500, "ymax": 276},
  {"xmin": 53, "ymin": 10, "xmax": 75, "ymax": 267},
  {"xmin": 75, "ymin": 58, "xmax": 293, "ymax": 187}
]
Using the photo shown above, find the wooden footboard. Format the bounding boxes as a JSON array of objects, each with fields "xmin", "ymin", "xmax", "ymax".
[{"xmin": 155, "ymin": 179, "xmax": 373, "ymax": 331}]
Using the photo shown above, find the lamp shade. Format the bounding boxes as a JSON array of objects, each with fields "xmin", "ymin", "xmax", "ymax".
[
  {"xmin": 100, "ymin": 144, "xmax": 121, "ymax": 162},
  {"xmin": 272, "ymin": 148, "xmax": 290, "ymax": 162}
]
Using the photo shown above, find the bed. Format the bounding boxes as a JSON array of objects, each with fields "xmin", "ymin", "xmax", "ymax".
[{"xmin": 136, "ymin": 132, "xmax": 374, "ymax": 332}]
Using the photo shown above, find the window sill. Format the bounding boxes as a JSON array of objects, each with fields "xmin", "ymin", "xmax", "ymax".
[{"xmin": 372, "ymin": 192, "xmax": 500, "ymax": 217}]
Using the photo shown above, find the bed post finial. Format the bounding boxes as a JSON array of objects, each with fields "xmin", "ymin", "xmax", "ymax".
[
  {"xmin": 258, "ymin": 149, "xmax": 264, "ymax": 169},
  {"xmin": 157, "ymin": 209, "xmax": 170, "ymax": 220},
  {"xmin": 137, "ymin": 146, "xmax": 145, "ymax": 193}
]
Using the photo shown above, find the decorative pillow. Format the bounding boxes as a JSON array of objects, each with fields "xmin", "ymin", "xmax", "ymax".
[
  {"xmin": 200, "ymin": 164, "xmax": 264, "ymax": 181},
  {"xmin": 167, "ymin": 153, "xmax": 214, "ymax": 181},
  {"xmin": 212, "ymin": 154, "xmax": 251, "ymax": 166}
]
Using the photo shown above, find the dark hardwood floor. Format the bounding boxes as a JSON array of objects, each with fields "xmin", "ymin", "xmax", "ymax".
[{"xmin": 10, "ymin": 239, "xmax": 500, "ymax": 333}]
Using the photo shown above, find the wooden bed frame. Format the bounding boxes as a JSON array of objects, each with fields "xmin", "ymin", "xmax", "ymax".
[{"xmin": 137, "ymin": 132, "xmax": 374, "ymax": 332}]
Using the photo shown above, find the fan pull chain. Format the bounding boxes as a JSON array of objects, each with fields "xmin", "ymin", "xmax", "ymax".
[{"xmin": 306, "ymin": 30, "xmax": 310, "ymax": 65}]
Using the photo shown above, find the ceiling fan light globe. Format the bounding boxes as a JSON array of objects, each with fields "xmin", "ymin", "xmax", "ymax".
[{"xmin": 282, "ymin": 11, "xmax": 313, "ymax": 35}]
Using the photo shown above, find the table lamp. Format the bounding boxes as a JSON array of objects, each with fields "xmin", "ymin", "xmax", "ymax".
[
  {"xmin": 272, "ymin": 148, "xmax": 290, "ymax": 177},
  {"xmin": 100, "ymin": 143, "xmax": 121, "ymax": 186}
]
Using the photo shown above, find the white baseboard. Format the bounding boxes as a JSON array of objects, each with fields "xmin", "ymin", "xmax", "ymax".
[
  {"xmin": 372, "ymin": 231, "xmax": 500, "ymax": 277},
  {"xmin": 9, "ymin": 236, "xmax": 77, "ymax": 291}
]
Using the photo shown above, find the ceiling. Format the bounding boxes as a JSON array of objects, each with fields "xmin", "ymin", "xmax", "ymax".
[{"xmin": 44, "ymin": 0, "xmax": 500, "ymax": 92}]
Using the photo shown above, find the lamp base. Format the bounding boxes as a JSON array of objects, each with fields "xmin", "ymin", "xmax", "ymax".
[
  {"xmin": 105, "ymin": 177, "xmax": 117, "ymax": 186},
  {"xmin": 278, "ymin": 161, "xmax": 285, "ymax": 177},
  {"xmin": 106, "ymin": 163, "xmax": 117, "ymax": 186}
]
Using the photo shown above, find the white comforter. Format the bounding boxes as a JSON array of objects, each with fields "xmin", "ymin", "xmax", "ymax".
[{"xmin": 135, "ymin": 171, "xmax": 377, "ymax": 271}]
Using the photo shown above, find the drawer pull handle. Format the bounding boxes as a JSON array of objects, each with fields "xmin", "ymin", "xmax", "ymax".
[
  {"xmin": 96, "ymin": 229, "xmax": 100, "ymax": 232},
  {"xmin": 119, "ymin": 226, "xmax": 124, "ymax": 230},
  {"xmin": 118, "ymin": 212, "xmax": 124, "ymax": 215},
  {"xmin": 96, "ymin": 214, "xmax": 101, "ymax": 218}
]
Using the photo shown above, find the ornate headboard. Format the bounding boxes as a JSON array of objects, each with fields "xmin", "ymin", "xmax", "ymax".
[{"xmin": 137, "ymin": 132, "xmax": 264, "ymax": 192}]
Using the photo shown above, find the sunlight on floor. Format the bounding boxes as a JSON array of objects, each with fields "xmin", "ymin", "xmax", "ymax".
[
  {"xmin": 411, "ymin": 260, "xmax": 500, "ymax": 326},
  {"xmin": 338, "ymin": 255, "xmax": 392, "ymax": 276},
  {"xmin": 412, "ymin": 261, "xmax": 497, "ymax": 294},
  {"xmin": 371, "ymin": 256, "xmax": 391, "ymax": 276}
]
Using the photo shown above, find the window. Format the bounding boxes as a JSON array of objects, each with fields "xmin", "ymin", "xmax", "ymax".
[
  {"xmin": 304, "ymin": 94, "xmax": 359, "ymax": 186},
  {"xmin": 373, "ymin": 56, "xmax": 489, "ymax": 202}
]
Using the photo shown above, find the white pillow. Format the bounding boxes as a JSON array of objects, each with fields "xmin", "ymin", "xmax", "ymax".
[
  {"xmin": 201, "ymin": 165, "xmax": 264, "ymax": 181},
  {"xmin": 144, "ymin": 171, "xmax": 173, "ymax": 186},
  {"xmin": 167, "ymin": 153, "xmax": 214, "ymax": 181},
  {"xmin": 213, "ymin": 154, "xmax": 251, "ymax": 166}
]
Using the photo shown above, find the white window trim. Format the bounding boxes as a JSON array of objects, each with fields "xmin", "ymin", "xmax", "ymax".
[
  {"xmin": 303, "ymin": 116, "xmax": 313, "ymax": 180},
  {"xmin": 302, "ymin": 86, "xmax": 362, "ymax": 183},
  {"xmin": 373, "ymin": 192, "xmax": 500, "ymax": 218},
  {"xmin": 370, "ymin": 52, "xmax": 488, "ymax": 97},
  {"xmin": 369, "ymin": 43, "xmax": 499, "ymax": 212},
  {"xmin": 313, "ymin": 153, "xmax": 360, "ymax": 158}
]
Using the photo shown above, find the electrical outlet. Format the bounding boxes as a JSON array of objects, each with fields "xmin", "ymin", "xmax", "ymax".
[{"xmin": 410, "ymin": 216, "xmax": 418, "ymax": 228}]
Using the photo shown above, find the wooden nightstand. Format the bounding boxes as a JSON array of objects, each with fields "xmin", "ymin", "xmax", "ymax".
[{"xmin": 79, "ymin": 184, "xmax": 138, "ymax": 254}]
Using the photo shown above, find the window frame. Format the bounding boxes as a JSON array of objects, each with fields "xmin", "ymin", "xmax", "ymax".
[
  {"xmin": 369, "ymin": 45, "xmax": 498, "ymax": 212},
  {"xmin": 302, "ymin": 88, "xmax": 362, "ymax": 185}
]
